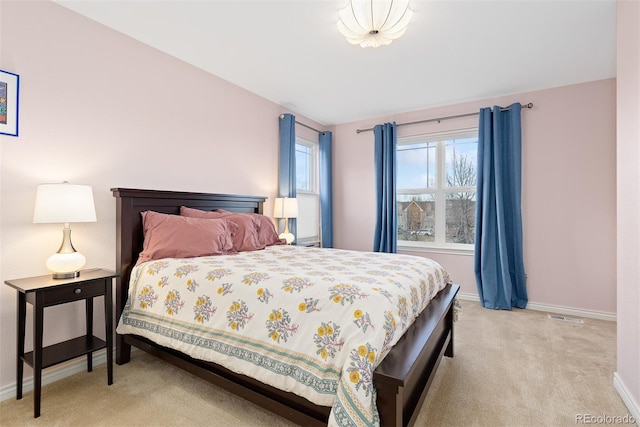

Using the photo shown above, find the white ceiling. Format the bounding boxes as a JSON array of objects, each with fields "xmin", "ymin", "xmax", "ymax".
[{"xmin": 54, "ymin": 0, "xmax": 617, "ymax": 126}]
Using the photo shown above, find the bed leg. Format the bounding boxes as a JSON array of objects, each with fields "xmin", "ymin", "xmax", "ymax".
[
  {"xmin": 444, "ymin": 304, "xmax": 454, "ymax": 358},
  {"xmin": 116, "ymin": 335, "xmax": 131, "ymax": 365},
  {"xmin": 376, "ymin": 384, "xmax": 402, "ymax": 427}
]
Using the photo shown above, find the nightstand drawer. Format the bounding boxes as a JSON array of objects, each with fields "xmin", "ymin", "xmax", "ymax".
[{"xmin": 43, "ymin": 280, "xmax": 105, "ymax": 305}]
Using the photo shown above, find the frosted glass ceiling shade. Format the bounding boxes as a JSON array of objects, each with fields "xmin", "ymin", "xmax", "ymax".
[
  {"xmin": 33, "ymin": 182, "xmax": 97, "ymax": 279},
  {"xmin": 338, "ymin": 0, "xmax": 414, "ymax": 48}
]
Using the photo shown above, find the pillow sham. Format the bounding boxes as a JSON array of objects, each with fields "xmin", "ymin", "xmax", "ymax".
[
  {"xmin": 251, "ymin": 213, "xmax": 285, "ymax": 247},
  {"xmin": 137, "ymin": 210, "xmax": 236, "ymax": 264},
  {"xmin": 180, "ymin": 206, "xmax": 264, "ymax": 252},
  {"xmin": 180, "ymin": 207, "xmax": 284, "ymax": 248}
]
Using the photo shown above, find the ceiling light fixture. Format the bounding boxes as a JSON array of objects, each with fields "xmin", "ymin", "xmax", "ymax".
[{"xmin": 337, "ymin": 0, "xmax": 414, "ymax": 48}]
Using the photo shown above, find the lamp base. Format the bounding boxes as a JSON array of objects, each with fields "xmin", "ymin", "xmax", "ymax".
[
  {"xmin": 46, "ymin": 250, "xmax": 86, "ymax": 280},
  {"xmin": 52, "ymin": 270, "xmax": 81, "ymax": 280},
  {"xmin": 279, "ymin": 232, "xmax": 295, "ymax": 245}
]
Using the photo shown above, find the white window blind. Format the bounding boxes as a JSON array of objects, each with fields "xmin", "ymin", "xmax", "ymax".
[{"xmin": 296, "ymin": 192, "xmax": 320, "ymax": 243}]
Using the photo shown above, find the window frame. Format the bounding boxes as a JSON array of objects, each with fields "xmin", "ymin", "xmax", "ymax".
[
  {"xmin": 295, "ymin": 136, "xmax": 321, "ymax": 246},
  {"xmin": 397, "ymin": 128, "xmax": 478, "ymax": 255}
]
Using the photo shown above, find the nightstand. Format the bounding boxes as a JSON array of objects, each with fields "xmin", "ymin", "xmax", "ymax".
[
  {"xmin": 295, "ymin": 242, "xmax": 320, "ymax": 247},
  {"xmin": 4, "ymin": 268, "xmax": 118, "ymax": 418}
]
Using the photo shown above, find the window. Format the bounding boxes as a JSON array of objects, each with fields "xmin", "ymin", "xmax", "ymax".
[
  {"xmin": 397, "ymin": 129, "xmax": 478, "ymax": 250},
  {"xmin": 295, "ymin": 137, "xmax": 320, "ymax": 244}
]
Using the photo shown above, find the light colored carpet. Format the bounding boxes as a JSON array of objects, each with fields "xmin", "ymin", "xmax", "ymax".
[{"xmin": 0, "ymin": 300, "xmax": 632, "ymax": 426}]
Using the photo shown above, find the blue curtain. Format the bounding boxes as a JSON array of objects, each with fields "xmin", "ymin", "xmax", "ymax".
[
  {"xmin": 474, "ymin": 103, "xmax": 528, "ymax": 309},
  {"xmin": 373, "ymin": 123, "xmax": 397, "ymax": 253},
  {"xmin": 319, "ymin": 131, "xmax": 333, "ymax": 248},
  {"xmin": 278, "ymin": 113, "xmax": 296, "ymax": 240}
]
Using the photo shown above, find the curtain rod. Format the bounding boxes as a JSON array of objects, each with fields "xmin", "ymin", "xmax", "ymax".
[
  {"xmin": 279, "ymin": 114, "xmax": 322, "ymax": 134},
  {"xmin": 355, "ymin": 102, "xmax": 534, "ymax": 134}
]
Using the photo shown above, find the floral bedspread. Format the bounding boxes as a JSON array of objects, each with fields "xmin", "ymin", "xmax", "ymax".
[{"xmin": 117, "ymin": 245, "xmax": 451, "ymax": 426}]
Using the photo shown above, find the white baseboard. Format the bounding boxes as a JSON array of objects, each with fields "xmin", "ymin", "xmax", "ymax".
[
  {"xmin": 456, "ymin": 292, "xmax": 617, "ymax": 322},
  {"xmin": 0, "ymin": 350, "xmax": 108, "ymax": 403},
  {"xmin": 614, "ymin": 372, "xmax": 640, "ymax": 424}
]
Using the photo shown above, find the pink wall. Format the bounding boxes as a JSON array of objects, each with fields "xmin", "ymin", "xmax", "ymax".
[
  {"xmin": 334, "ymin": 79, "xmax": 617, "ymax": 315},
  {"xmin": 616, "ymin": 0, "xmax": 640, "ymax": 416},
  {"xmin": 0, "ymin": 1, "xmax": 323, "ymax": 391}
]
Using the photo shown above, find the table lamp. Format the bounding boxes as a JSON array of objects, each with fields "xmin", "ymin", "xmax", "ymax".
[
  {"xmin": 273, "ymin": 197, "xmax": 298, "ymax": 245},
  {"xmin": 33, "ymin": 182, "xmax": 97, "ymax": 279}
]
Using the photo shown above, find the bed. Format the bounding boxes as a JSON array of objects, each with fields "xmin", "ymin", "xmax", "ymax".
[{"xmin": 112, "ymin": 188, "xmax": 459, "ymax": 426}]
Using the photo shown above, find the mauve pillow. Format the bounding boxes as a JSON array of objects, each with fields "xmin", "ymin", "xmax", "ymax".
[
  {"xmin": 250, "ymin": 213, "xmax": 285, "ymax": 247},
  {"xmin": 180, "ymin": 206, "xmax": 264, "ymax": 252},
  {"xmin": 137, "ymin": 210, "xmax": 236, "ymax": 264},
  {"xmin": 208, "ymin": 209, "xmax": 284, "ymax": 246}
]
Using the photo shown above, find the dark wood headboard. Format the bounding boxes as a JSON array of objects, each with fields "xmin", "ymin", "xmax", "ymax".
[{"xmin": 111, "ymin": 188, "xmax": 266, "ymax": 325}]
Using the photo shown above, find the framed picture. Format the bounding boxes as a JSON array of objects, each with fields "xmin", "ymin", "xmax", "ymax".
[{"xmin": 0, "ymin": 69, "xmax": 20, "ymax": 137}]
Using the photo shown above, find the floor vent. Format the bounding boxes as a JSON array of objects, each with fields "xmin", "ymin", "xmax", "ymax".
[{"xmin": 548, "ymin": 314, "xmax": 584, "ymax": 323}]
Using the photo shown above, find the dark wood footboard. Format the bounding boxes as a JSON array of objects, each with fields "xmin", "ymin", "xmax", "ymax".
[
  {"xmin": 375, "ymin": 283, "xmax": 459, "ymax": 426},
  {"xmin": 112, "ymin": 188, "xmax": 459, "ymax": 426}
]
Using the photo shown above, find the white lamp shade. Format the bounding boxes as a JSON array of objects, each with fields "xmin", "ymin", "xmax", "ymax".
[
  {"xmin": 338, "ymin": 0, "xmax": 414, "ymax": 48},
  {"xmin": 33, "ymin": 183, "xmax": 97, "ymax": 224},
  {"xmin": 273, "ymin": 197, "xmax": 299, "ymax": 219}
]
